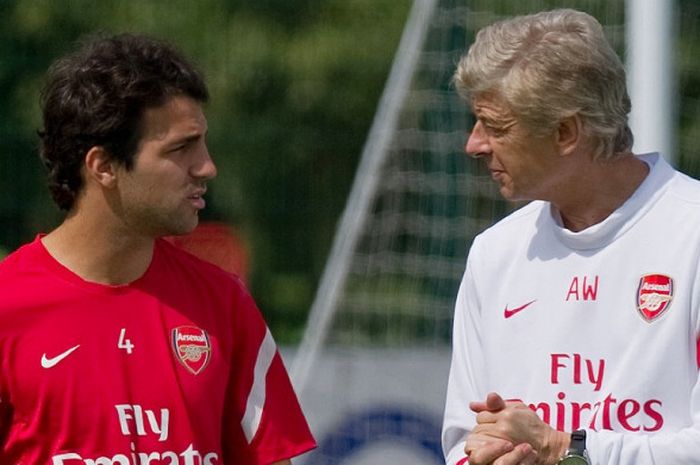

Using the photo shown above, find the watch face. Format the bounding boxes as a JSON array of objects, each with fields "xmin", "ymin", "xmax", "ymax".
[{"xmin": 560, "ymin": 456, "xmax": 589, "ymax": 465}]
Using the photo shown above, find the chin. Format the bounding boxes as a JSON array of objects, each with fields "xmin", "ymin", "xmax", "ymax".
[
  {"xmin": 499, "ymin": 183, "xmax": 532, "ymax": 202},
  {"xmin": 159, "ymin": 219, "xmax": 199, "ymax": 238},
  {"xmin": 174, "ymin": 223, "xmax": 199, "ymax": 237},
  {"xmin": 499, "ymin": 187, "xmax": 516, "ymax": 200}
]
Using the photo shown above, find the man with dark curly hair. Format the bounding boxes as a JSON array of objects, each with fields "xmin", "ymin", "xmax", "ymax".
[{"xmin": 0, "ymin": 34, "xmax": 315, "ymax": 465}]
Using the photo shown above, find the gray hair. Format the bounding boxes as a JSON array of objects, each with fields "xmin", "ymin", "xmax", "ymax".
[{"xmin": 455, "ymin": 9, "xmax": 633, "ymax": 159}]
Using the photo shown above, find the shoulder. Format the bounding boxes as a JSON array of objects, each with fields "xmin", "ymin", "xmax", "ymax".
[
  {"xmin": 151, "ymin": 240, "xmax": 266, "ymax": 332},
  {"xmin": 472, "ymin": 201, "xmax": 545, "ymax": 248},
  {"xmin": 464, "ymin": 201, "xmax": 547, "ymax": 273},
  {"xmin": 0, "ymin": 239, "xmax": 52, "ymax": 320},
  {"xmin": 642, "ymin": 153, "xmax": 700, "ymax": 207},
  {"xmin": 0, "ymin": 238, "xmax": 42, "ymax": 280},
  {"xmin": 667, "ymin": 170, "xmax": 700, "ymax": 205}
]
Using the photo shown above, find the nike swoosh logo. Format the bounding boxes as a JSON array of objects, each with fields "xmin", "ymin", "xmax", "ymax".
[
  {"xmin": 504, "ymin": 300, "xmax": 537, "ymax": 319},
  {"xmin": 41, "ymin": 345, "xmax": 80, "ymax": 369}
]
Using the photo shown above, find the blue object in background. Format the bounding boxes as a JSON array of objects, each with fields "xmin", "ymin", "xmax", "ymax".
[{"xmin": 305, "ymin": 406, "xmax": 443, "ymax": 465}]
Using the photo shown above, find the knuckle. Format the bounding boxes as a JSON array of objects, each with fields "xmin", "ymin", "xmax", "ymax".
[{"xmin": 496, "ymin": 424, "xmax": 510, "ymax": 437}]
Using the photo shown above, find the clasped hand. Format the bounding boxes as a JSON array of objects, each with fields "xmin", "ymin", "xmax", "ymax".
[{"xmin": 464, "ymin": 392, "xmax": 569, "ymax": 465}]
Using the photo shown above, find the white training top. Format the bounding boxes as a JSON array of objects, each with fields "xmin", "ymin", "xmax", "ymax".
[{"xmin": 443, "ymin": 153, "xmax": 700, "ymax": 465}]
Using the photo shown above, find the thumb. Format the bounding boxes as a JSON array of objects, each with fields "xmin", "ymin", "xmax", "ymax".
[
  {"xmin": 485, "ymin": 392, "xmax": 506, "ymax": 411},
  {"xmin": 469, "ymin": 392, "xmax": 507, "ymax": 413}
]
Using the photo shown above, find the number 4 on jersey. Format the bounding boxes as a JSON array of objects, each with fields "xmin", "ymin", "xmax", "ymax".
[{"xmin": 118, "ymin": 328, "xmax": 135, "ymax": 354}]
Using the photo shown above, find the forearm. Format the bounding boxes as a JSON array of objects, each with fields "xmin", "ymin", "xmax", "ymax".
[
  {"xmin": 442, "ymin": 261, "xmax": 489, "ymax": 465},
  {"xmin": 539, "ymin": 429, "xmax": 569, "ymax": 465}
]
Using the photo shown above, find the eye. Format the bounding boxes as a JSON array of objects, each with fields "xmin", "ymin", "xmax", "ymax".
[
  {"xmin": 482, "ymin": 119, "xmax": 517, "ymax": 138},
  {"xmin": 484, "ymin": 125, "xmax": 507, "ymax": 137},
  {"xmin": 168, "ymin": 142, "xmax": 191, "ymax": 153}
]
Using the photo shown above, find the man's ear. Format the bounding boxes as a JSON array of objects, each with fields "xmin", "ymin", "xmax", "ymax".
[
  {"xmin": 84, "ymin": 146, "xmax": 117, "ymax": 188},
  {"xmin": 556, "ymin": 114, "xmax": 583, "ymax": 157}
]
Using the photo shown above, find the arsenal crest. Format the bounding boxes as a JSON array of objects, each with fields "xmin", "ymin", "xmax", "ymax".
[
  {"xmin": 172, "ymin": 326, "xmax": 211, "ymax": 375},
  {"xmin": 637, "ymin": 274, "xmax": 673, "ymax": 322}
]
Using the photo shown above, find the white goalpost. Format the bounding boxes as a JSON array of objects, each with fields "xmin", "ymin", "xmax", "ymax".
[
  {"xmin": 291, "ymin": 0, "xmax": 439, "ymax": 396},
  {"xmin": 627, "ymin": 0, "xmax": 676, "ymax": 163}
]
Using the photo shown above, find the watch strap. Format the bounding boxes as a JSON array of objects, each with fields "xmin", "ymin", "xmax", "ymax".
[
  {"xmin": 569, "ymin": 429, "xmax": 586, "ymax": 455},
  {"xmin": 558, "ymin": 429, "xmax": 589, "ymax": 464}
]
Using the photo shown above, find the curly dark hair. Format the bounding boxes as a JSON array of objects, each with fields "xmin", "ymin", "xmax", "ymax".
[{"xmin": 38, "ymin": 33, "xmax": 209, "ymax": 211}]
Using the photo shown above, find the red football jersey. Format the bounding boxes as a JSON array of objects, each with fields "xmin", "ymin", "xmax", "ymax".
[{"xmin": 0, "ymin": 237, "xmax": 315, "ymax": 465}]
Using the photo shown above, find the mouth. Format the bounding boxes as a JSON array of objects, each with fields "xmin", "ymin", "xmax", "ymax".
[
  {"xmin": 489, "ymin": 169, "xmax": 504, "ymax": 180},
  {"xmin": 188, "ymin": 188, "xmax": 207, "ymax": 210}
]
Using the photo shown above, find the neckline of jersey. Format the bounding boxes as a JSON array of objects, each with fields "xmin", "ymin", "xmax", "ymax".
[
  {"xmin": 32, "ymin": 235, "xmax": 159, "ymax": 295},
  {"xmin": 548, "ymin": 152, "xmax": 675, "ymax": 250}
]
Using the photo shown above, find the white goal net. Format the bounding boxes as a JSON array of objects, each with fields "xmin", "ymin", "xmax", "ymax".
[{"xmin": 292, "ymin": 1, "xmax": 699, "ymax": 463}]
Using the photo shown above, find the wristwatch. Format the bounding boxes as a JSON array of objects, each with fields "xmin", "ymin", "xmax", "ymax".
[{"xmin": 558, "ymin": 430, "xmax": 590, "ymax": 464}]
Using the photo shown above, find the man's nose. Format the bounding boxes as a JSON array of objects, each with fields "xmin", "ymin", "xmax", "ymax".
[
  {"xmin": 192, "ymin": 146, "xmax": 218, "ymax": 181},
  {"xmin": 465, "ymin": 121, "xmax": 491, "ymax": 159}
]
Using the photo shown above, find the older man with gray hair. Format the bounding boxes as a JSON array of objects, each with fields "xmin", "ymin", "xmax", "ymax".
[{"xmin": 443, "ymin": 8, "xmax": 700, "ymax": 465}]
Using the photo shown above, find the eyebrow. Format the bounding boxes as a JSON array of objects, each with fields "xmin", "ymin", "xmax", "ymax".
[
  {"xmin": 488, "ymin": 119, "xmax": 517, "ymax": 129},
  {"xmin": 470, "ymin": 101, "xmax": 517, "ymax": 129},
  {"xmin": 479, "ymin": 116, "xmax": 515, "ymax": 128},
  {"xmin": 167, "ymin": 131, "xmax": 206, "ymax": 147}
]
